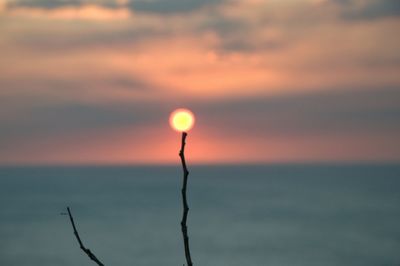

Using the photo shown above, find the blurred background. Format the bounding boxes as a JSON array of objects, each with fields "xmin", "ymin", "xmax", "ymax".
[{"xmin": 0, "ymin": 0, "xmax": 399, "ymax": 165}]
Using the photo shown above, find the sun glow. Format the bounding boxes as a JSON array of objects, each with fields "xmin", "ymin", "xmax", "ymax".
[{"xmin": 169, "ymin": 108, "xmax": 195, "ymax": 132}]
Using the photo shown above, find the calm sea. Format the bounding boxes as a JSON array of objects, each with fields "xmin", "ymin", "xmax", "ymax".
[{"xmin": 0, "ymin": 164, "xmax": 399, "ymax": 266}]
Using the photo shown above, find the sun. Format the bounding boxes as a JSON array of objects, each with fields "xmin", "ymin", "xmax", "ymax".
[{"xmin": 169, "ymin": 108, "xmax": 195, "ymax": 132}]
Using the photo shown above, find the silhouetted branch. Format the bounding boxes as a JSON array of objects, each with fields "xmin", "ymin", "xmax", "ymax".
[
  {"xmin": 67, "ymin": 207, "xmax": 105, "ymax": 266},
  {"xmin": 179, "ymin": 132, "xmax": 194, "ymax": 266}
]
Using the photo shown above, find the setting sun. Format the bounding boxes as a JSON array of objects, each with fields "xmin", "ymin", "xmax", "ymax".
[{"xmin": 169, "ymin": 108, "xmax": 195, "ymax": 132}]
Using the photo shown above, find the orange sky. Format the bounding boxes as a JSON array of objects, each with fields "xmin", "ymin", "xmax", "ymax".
[{"xmin": 0, "ymin": 0, "xmax": 399, "ymax": 165}]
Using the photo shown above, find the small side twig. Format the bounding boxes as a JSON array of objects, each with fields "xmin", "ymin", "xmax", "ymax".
[
  {"xmin": 179, "ymin": 132, "xmax": 193, "ymax": 266},
  {"xmin": 67, "ymin": 207, "xmax": 105, "ymax": 266}
]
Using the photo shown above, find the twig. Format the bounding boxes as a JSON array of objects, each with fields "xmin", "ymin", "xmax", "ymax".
[
  {"xmin": 179, "ymin": 132, "xmax": 194, "ymax": 266},
  {"xmin": 67, "ymin": 207, "xmax": 105, "ymax": 266}
]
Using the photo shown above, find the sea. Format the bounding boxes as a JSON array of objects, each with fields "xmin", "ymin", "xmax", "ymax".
[{"xmin": 0, "ymin": 164, "xmax": 399, "ymax": 266}]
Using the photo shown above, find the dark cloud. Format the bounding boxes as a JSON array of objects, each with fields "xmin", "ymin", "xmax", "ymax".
[
  {"xmin": 14, "ymin": 27, "xmax": 168, "ymax": 52},
  {"xmin": 195, "ymin": 13, "xmax": 287, "ymax": 53},
  {"xmin": 0, "ymin": 74, "xmax": 160, "ymax": 141},
  {"xmin": 197, "ymin": 16, "xmax": 258, "ymax": 52},
  {"xmin": 339, "ymin": 0, "xmax": 400, "ymax": 20},
  {"xmin": 219, "ymin": 38, "xmax": 283, "ymax": 53},
  {"xmin": 6, "ymin": 0, "xmax": 279, "ymax": 54},
  {"xmin": 7, "ymin": 0, "xmax": 93, "ymax": 9},
  {"xmin": 194, "ymin": 87, "xmax": 400, "ymax": 136},
  {"xmin": 129, "ymin": 0, "xmax": 223, "ymax": 14},
  {"xmin": 8, "ymin": 0, "xmax": 225, "ymax": 14},
  {"xmin": 0, "ymin": 99, "xmax": 170, "ymax": 149},
  {"xmin": 3, "ymin": 86, "xmax": 399, "ymax": 149}
]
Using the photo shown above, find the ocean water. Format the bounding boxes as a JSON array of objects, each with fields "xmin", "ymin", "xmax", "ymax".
[{"xmin": 0, "ymin": 164, "xmax": 399, "ymax": 266}]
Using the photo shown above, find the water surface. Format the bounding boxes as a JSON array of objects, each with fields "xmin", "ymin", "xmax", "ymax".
[{"xmin": 0, "ymin": 164, "xmax": 399, "ymax": 266}]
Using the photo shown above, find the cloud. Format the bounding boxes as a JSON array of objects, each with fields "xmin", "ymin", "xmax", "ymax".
[
  {"xmin": 1, "ymin": 85, "xmax": 399, "ymax": 164},
  {"xmin": 338, "ymin": 0, "xmax": 400, "ymax": 20},
  {"xmin": 1, "ymin": 13, "xmax": 400, "ymax": 98},
  {"xmin": 7, "ymin": 0, "xmax": 87, "ymax": 9},
  {"xmin": 5, "ymin": 0, "xmax": 129, "ymax": 9},
  {"xmin": 1, "ymin": 0, "xmax": 400, "ymax": 164},
  {"xmin": 128, "ymin": 0, "xmax": 224, "ymax": 14},
  {"xmin": 0, "ymin": 0, "xmax": 6, "ymax": 11},
  {"xmin": 3, "ymin": 1, "xmax": 131, "ymax": 20},
  {"xmin": 198, "ymin": 87, "xmax": 400, "ymax": 136},
  {"xmin": 4, "ymin": 0, "xmax": 226, "ymax": 15}
]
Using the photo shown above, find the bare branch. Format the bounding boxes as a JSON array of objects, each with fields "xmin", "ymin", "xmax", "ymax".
[
  {"xmin": 67, "ymin": 207, "xmax": 105, "ymax": 266},
  {"xmin": 179, "ymin": 132, "xmax": 194, "ymax": 266}
]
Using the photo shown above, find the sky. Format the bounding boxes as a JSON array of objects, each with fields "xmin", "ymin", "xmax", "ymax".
[{"xmin": 0, "ymin": 0, "xmax": 399, "ymax": 165}]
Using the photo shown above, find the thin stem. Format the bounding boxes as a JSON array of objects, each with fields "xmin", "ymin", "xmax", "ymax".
[
  {"xmin": 179, "ymin": 132, "xmax": 193, "ymax": 266},
  {"xmin": 67, "ymin": 207, "xmax": 105, "ymax": 266}
]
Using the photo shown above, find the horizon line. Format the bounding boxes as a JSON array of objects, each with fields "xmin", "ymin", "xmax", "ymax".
[{"xmin": 0, "ymin": 161, "xmax": 399, "ymax": 168}]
